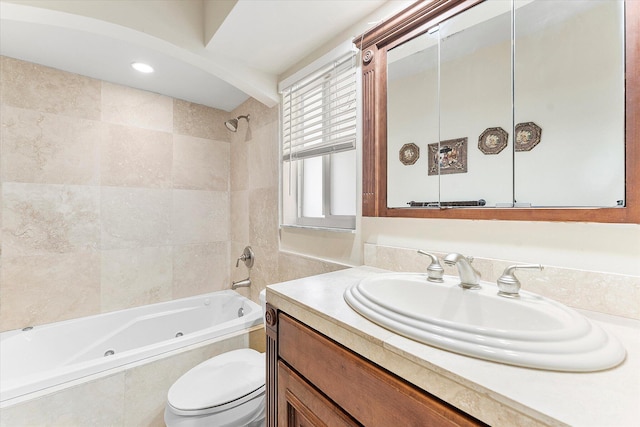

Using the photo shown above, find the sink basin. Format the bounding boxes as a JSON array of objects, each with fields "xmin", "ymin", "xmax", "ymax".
[{"xmin": 344, "ymin": 273, "xmax": 626, "ymax": 372}]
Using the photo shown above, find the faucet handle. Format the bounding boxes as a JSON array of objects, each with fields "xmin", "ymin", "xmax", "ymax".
[
  {"xmin": 497, "ymin": 264, "xmax": 543, "ymax": 298},
  {"xmin": 417, "ymin": 250, "xmax": 444, "ymax": 283},
  {"xmin": 235, "ymin": 246, "xmax": 255, "ymax": 269}
]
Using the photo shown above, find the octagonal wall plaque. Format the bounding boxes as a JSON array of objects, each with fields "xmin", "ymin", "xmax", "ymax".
[
  {"xmin": 399, "ymin": 143, "xmax": 420, "ymax": 165},
  {"xmin": 478, "ymin": 127, "xmax": 508, "ymax": 155},
  {"xmin": 515, "ymin": 122, "xmax": 542, "ymax": 151}
]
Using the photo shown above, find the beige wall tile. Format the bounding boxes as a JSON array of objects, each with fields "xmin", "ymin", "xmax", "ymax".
[
  {"xmin": 249, "ymin": 328, "xmax": 266, "ymax": 353},
  {"xmin": 173, "ymin": 134, "xmax": 229, "ymax": 191},
  {"xmin": 2, "ymin": 183, "xmax": 100, "ymax": 257},
  {"xmin": 101, "ymin": 246, "xmax": 173, "ymax": 312},
  {"xmin": 0, "ymin": 373, "xmax": 125, "ymax": 426},
  {"xmin": 0, "ymin": 252, "xmax": 101, "ymax": 330},
  {"xmin": 101, "ymin": 187, "xmax": 171, "ymax": 249},
  {"xmin": 100, "ymin": 123, "xmax": 173, "ymax": 188},
  {"xmin": 101, "ymin": 81, "xmax": 173, "ymax": 132},
  {"xmin": 248, "ymin": 120, "xmax": 278, "ymax": 190},
  {"xmin": 0, "ymin": 57, "xmax": 233, "ymax": 333},
  {"xmin": 123, "ymin": 352, "xmax": 188, "ymax": 427},
  {"xmin": 173, "ymin": 99, "xmax": 229, "ymax": 140},
  {"xmin": 247, "ymin": 244, "xmax": 279, "ymax": 290},
  {"xmin": 525, "ymin": 266, "xmax": 640, "ymax": 319},
  {"xmin": 230, "ymin": 136, "xmax": 248, "ymax": 191},
  {"xmin": 101, "ymin": 187, "xmax": 172, "ymax": 250},
  {"xmin": 364, "ymin": 244, "xmax": 441, "ymax": 273},
  {"xmin": 248, "ymin": 187, "xmax": 278, "ymax": 251},
  {"xmin": 171, "ymin": 189, "xmax": 229, "ymax": 244},
  {"xmin": 277, "ymin": 251, "xmax": 347, "ymax": 283},
  {"xmin": 1, "ymin": 106, "xmax": 101, "ymax": 185},
  {"xmin": 232, "ymin": 96, "xmax": 278, "ymax": 131},
  {"xmin": 228, "ymin": 97, "xmax": 282, "ymax": 303},
  {"xmin": 0, "ymin": 56, "xmax": 101, "ymax": 120},
  {"xmin": 230, "ymin": 190, "xmax": 249, "ymax": 244},
  {"xmin": 173, "ymin": 242, "xmax": 230, "ymax": 298}
]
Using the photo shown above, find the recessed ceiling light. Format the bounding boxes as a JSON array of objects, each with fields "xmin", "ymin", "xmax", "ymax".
[{"xmin": 131, "ymin": 62, "xmax": 154, "ymax": 73}]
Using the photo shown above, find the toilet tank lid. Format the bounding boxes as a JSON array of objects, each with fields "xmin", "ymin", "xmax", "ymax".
[{"xmin": 168, "ymin": 348, "xmax": 265, "ymax": 411}]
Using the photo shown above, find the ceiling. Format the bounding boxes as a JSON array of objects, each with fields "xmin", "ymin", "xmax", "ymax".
[{"xmin": 0, "ymin": 0, "xmax": 404, "ymax": 112}]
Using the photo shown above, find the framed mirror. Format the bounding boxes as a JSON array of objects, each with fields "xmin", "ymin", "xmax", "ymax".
[
  {"xmin": 358, "ymin": 0, "xmax": 638, "ymax": 223},
  {"xmin": 513, "ymin": 0, "xmax": 625, "ymax": 208}
]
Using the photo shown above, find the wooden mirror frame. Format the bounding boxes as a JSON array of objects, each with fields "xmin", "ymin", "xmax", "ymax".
[{"xmin": 357, "ymin": 0, "xmax": 639, "ymax": 223}]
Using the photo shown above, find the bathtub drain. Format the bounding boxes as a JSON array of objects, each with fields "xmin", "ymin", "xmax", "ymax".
[
  {"xmin": 237, "ymin": 307, "xmax": 244, "ymax": 317},
  {"xmin": 104, "ymin": 350, "xmax": 115, "ymax": 357},
  {"xmin": 175, "ymin": 332, "xmax": 184, "ymax": 338}
]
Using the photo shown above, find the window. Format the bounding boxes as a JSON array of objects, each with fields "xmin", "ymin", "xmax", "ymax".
[{"xmin": 280, "ymin": 45, "xmax": 358, "ymax": 230}]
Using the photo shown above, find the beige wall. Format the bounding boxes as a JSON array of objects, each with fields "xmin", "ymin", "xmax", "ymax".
[
  {"xmin": 227, "ymin": 97, "xmax": 347, "ymax": 305},
  {"xmin": 0, "ymin": 56, "xmax": 344, "ymax": 333},
  {"xmin": 0, "ymin": 56, "xmax": 233, "ymax": 332}
]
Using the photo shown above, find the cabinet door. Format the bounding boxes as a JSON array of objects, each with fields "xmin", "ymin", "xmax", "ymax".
[
  {"xmin": 278, "ymin": 361, "xmax": 360, "ymax": 427},
  {"xmin": 278, "ymin": 313, "xmax": 485, "ymax": 427}
]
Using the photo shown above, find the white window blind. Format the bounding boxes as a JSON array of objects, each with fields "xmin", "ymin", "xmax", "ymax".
[
  {"xmin": 280, "ymin": 47, "xmax": 358, "ymax": 231},
  {"xmin": 281, "ymin": 52, "xmax": 357, "ymax": 161}
]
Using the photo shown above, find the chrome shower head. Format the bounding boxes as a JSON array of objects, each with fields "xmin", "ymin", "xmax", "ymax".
[
  {"xmin": 225, "ymin": 118, "xmax": 238, "ymax": 132},
  {"xmin": 224, "ymin": 114, "xmax": 250, "ymax": 132}
]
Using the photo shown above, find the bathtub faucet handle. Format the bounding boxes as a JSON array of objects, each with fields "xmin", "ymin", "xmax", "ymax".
[{"xmin": 235, "ymin": 246, "xmax": 255, "ymax": 269}]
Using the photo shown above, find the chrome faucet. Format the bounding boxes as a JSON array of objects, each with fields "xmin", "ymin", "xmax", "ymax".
[
  {"xmin": 232, "ymin": 278, "xmax": 251, "ymax": 289},
  {"xmin": 232, "ymin": 246, "xmax": 254, "ymax": 290},
  {"xmin": 417, "ymin": 250, "xmax": 444, "ymax": 282},
  {"xmin": 443, "ymin": 253, "xmax": 481, "ymax": 289},
  {"xmin": 497, "ymin": 264, "xmax": 543, "ymax": 298}
]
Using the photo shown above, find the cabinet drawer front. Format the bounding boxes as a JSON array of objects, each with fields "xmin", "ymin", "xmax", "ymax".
[
  {"xmin": 278, "ymin": 313, "xmax": 484, "ymax": 427},
  {"xmin": 278, "ymin": 361, "xmax": 361, "ymax": 427}
]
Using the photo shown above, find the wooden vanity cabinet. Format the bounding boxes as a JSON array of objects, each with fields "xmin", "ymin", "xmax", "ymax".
[{"xmin": 265, "ymin": 305, "xmax": 486, "ymax": 427}]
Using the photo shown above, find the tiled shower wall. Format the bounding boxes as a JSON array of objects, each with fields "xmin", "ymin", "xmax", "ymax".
[
  {"xmin": 0, "ymin": 55, "xmax": 346, "ymax": 333},
  {"xmin": 228, "ymin": 99, "xmax": 347, "ymax": 304},
  {"xmin": 0, "ymin": 56, "xmax": 233, "ymax": 332}
]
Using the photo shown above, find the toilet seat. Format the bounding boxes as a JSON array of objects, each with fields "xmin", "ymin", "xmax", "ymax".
[{"xmin": 167, "ymin": 348, "xmax": 265, "ymax": 417}]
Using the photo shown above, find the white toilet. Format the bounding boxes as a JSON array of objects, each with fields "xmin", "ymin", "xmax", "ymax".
[{"xmin": 164, "ymin": 291, "xmax": 267, "ymax": 427}]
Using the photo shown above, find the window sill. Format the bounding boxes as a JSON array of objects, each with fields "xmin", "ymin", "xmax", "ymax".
[{"xmin": 280, "ymin": 224, "xmax": 356, "ymax": 234}]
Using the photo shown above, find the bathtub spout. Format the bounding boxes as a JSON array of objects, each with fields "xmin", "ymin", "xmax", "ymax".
[{"xmin": 232, "ymin": 278, "xmax": 251, "ymax": 289}]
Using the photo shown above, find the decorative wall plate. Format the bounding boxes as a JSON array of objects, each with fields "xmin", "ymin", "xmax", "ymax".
[
  {"xmin": 515, "ymin": 122, "xmax": 542, "ymax": 151},
  {"xmin": 399, "ymin": 143, "xmax": 420, "ymax": 165},
  {"xmin": 478, "ymin": 127, "xmax": 508, "ymax": 155},
  {"xmin": 428, "ymin": 138, "xmax": 467, "ymax": 175}
]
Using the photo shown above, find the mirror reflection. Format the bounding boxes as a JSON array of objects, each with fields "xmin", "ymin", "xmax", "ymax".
[
  {"xmin": 514, "ymin": 0, "xmax": 625, "ymax": 207},
  {"xmin": 387, "ymin": 30, "xmax": 439, "ymax": 207},
  {"xmin": 386, "ymin": 0, "xmax": 625, "ymax": 209}
]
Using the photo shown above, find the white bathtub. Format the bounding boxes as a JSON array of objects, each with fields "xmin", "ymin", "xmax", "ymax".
[{"xmin": 0, "ymin": 290, "xmax": 263, "ymax": 403}]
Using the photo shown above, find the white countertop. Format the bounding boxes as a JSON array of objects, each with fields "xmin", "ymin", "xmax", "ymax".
[{"xmin": 267, "ymin": 267, "xmax": 640, "ymax": 427}]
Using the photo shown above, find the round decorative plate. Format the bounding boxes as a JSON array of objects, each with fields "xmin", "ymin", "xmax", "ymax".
[
  {"xmin": 399, "ymin": 143, "xmax": 420, "ymax": 165},
  {"xmin": 478, "ymin": 127, "xmax": 508, "ymax": 155},
  {"xmin": 515, "ymin": 122, "xmax": 542, "ymax": 151}
]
